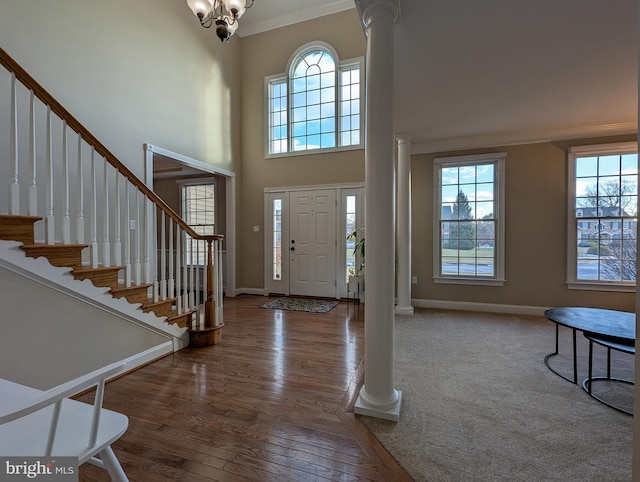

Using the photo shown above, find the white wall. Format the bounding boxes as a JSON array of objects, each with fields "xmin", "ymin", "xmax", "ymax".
[
  {"xmin": 0, "ymin": 0, "xmax": 242, "ymax": 179},
  {"xmin": 0, "ymin": 266, "xmax": 170, "ymax": 390}
]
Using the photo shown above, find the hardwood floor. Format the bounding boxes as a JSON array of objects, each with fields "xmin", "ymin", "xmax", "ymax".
[{"xmin": 79, "ymin": 295, "xmax": 411, "ymax": 481}]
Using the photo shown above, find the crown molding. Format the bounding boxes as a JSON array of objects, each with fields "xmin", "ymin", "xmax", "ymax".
[
  {"xmin": 239, "ymin": 1, "xmax": 355, "ymax": 37},
  {"xmin": 410, "ymin": 121, "xmax": 638, "ymax": 155}
]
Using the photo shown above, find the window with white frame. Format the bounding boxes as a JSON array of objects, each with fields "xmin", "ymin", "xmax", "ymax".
[
  {"xmin": 182, "ymin": 182, "xmax": 215, "ymax": 265},
  {"xmin": 266, "ymin": 42, "xmax": 363, "ymax": 156},
  {"xmin": 567, "ymin": 142, "xmax": 638, "ymax": 290},
  {"xmin": 434, "ymin": 153, "xmax": 506, "ymax": 285}
]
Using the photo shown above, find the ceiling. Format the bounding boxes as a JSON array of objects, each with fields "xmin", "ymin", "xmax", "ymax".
[{"xmin": 242, "ymin": 0, "xmax": 637, "ymax": 154}]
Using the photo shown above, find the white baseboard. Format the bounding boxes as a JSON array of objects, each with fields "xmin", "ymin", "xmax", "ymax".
[
  {"xmin": 234, "ymin": 287, "xmax": 269, "ymax": 296},
  {"xmin": 229, "ymin": 289, "xmax": 549, "ymax": 315},
  {"xmin": 411, "ymin": 298, "xmax": 549, "ymax": 316}
]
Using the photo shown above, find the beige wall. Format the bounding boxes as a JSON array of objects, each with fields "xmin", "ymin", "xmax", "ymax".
[
  {"xmin": 0, "ymin": 0, "xmax": 242, "ymax": 179},
  {"xmin": 238, "ymin": 10, "xmax": 367, "ymax": 289},
  {"xmin": 411, "ymin": 135, "xmax": 637, "ymax": 312}
]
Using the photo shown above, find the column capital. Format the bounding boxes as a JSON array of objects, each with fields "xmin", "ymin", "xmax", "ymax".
[
  {"xmin": 356, "ymin": 0, "xmax": 400, "ymax": 28},
  {"xmin": 396, "ymin": 135, "xmax": 412, "ymax": 145}
]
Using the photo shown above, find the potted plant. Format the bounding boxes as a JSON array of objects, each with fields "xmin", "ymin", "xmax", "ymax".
[{"xmin": 347, "ymin": 227, "xmax": 365, "ymax": 302}]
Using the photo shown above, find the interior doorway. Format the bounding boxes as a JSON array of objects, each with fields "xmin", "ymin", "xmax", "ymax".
[
  {"xmin": 144, "ymin": 144, "xmax": 237, "ymax": 296},
  {"xmin": 264, "ymin": 183, "xmax": 364, "ymax": 299}
]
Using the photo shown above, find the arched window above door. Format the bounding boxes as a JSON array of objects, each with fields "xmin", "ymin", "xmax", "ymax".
[{"xmin": 266, "ymin": 41, "xmax": 364, "ymax": 157}]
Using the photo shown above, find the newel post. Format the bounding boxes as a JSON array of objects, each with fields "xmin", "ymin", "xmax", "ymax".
[
  {"xmin": 204, "ymin": 237, "xmax": 216, "ymax": 328},
  {"xmin": 189, "ymin": 234, "xmax": 224, "ymax": 347}
]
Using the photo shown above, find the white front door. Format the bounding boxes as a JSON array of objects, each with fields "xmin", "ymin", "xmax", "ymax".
[{"xmin": 289, "ymin": 189, "xmax": 336, "ymax": 297}]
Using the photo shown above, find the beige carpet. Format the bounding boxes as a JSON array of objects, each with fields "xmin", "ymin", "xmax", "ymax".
[{"xmin": 359, "ymin": 309, "xmax": 633, "ymax": 481}]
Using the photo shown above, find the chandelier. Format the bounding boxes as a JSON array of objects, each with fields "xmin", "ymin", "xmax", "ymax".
[{"xmin": 187, "ymin": 0, "xmax": 255, "ymax": 42}]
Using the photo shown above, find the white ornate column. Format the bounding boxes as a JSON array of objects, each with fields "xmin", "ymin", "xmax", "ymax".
[
  {"xmin": 396, "ymin": 136, "xmax": 414, "ymax": 315},
  {"xmin": 354, "ymin": 0, "xmax": 402, "ymax": 422}
]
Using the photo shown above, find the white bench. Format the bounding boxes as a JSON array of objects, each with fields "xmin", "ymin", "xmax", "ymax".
[{"xmin": 0, "ymin": 361, "xmax": 129, "ymax": 481}]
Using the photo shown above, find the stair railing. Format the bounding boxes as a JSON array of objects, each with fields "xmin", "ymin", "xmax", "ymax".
[{"xmin": 0, "ymin": 47, "xmax": 223, "ymax": 331}]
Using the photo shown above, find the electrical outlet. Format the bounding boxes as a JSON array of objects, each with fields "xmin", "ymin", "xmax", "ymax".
[
  {"xmin": 129, "ymin": 220, "xmax": 136, "ymax": 230},
  {"xmin": 411, "ymin": 276, "xmax": 418, "ymax": 284},
  {"xmin": 253, "ymin": 225, "xmax": 260, "ymax": 232}
]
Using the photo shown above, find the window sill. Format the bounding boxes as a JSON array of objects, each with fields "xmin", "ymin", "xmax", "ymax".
[
  {"xmin": 566, "ymin": 281, "xmax": 636, "ymax": 293},
  {"xmin": 266, "ymin": 144, "xmax": 363, "ymax": 159},
  {"xmin": 433, "ymin": 276, "xmax": 505, "ymax": 287}
]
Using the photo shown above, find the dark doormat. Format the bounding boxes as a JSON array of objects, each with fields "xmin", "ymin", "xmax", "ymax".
[{"xmin": 261, "ymin": 297, "xmax": 340, "ymax": 313}]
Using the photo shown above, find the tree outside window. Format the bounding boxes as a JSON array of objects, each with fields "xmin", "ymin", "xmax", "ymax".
[
  {"xmin": 435, "ymin": 153, "xmax": 505, "ymax": 284},
  {"xmin": 570, "ymin": 144, "xmax": 638, "ymax": 286}
]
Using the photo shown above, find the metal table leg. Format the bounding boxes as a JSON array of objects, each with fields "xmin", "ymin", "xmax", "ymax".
[{"xmin": 544, "ymin": 324, "xmax": 578, "ymax": 384}]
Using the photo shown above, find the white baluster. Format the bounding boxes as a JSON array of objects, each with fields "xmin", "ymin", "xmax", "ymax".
[
  {"xmin": 215, "ymin": 238, "xmax": 222, "ymax": 326},
  {"xmin": 193, "ymin": 240, "xmax": 204, "ymax": 306},
  {"xmin": 175, "ymin": 228, "xmax": 182, "ymax": 315},
  {"xmin": 160, "ymin": 211, "xmax": 167, "ymax": 300},
  {"xmin": 201, "ymin": 241, "xmax": 207, "ymax": 330},
  {"xmin": 113, "ymin": 173, "xmax": 122, "ymax": 266},
  {"xmin": 168, "ymin": 218, "xmax": 175, "ymax": 300},
  {"xmin": 183, "ymin": 232, "xmax": 189, "ymax": 313},
  {"xmin": 194, "ymin": 237, "xmax": 201, "ymax": 307},
  {"xmin": 152, "ymin": 203, "xmax": 159, "ymax": 302},
  {"xmin": 9, "ymin": 74, "xmax": 19, "ymax": 215},
  {"xmin": 134, "ymin": 190, "xmax": 141, "ymax": 285},
  {"xmin": 44, "ymin": 107, "xmax": 55, "ymax": 244},
  {"xmin": 124, "ymin": 183, "xmax": 132, "ymax": 288},
  {"xmin": 102, "ymin": 161, "xmax": 110, "ymax": 267},
  {"xmin": 189, "ymin": 236, "xmax": 195, "ymax": 310},
  {"xmin": 61, "ymin": 122, "xmax": 71, "ymax": 244},
  {"xmin": 143, "ymin": 197, "xmax": 151, "ymax": 284},
  {"xmin": 90, "ymin": 147, "xmax": 99, "ymax": 268},
  {"xmin": 75, "ymin": 135, "xmax": 84, "ymax": 244},
  {"xmin": 28, "ymin": 91, "xmax": 37, "ymax": 216}
]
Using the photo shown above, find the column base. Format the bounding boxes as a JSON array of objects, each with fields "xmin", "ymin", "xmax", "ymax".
[
  {"xmin": 395, "ymin": 305, "xmax": 414, "ymax": 315},
  {"xmin": 354, "ymin": 389, "xmax": 402, "ymax": 422}
]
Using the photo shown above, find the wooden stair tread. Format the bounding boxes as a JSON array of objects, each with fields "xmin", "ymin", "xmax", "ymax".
[
  {"xmin": 142, "ymin": 298, "xmax": 175, "ymax": 318},
  {"xmin": 21, "ymin": 244, "xmax": 88, "ymax": 251},
  {"xmin": 0, "ymin": 216, "xmax": 40, "ymax": 244},
  {"xmin": 73, "ymin": 265, "xmax": 123, "ymax": 290},
  {"xmin": 21, "ymin": 244, "xmax": 87, "ymax": 269},
  {"xmin": 0, "ymin": 214, "xmax": 43, "ymax": 222},
  {"xmin": 143, "ymin": 298, "xmax": 175, "ymax": 309},
  {"xmin": 110, "ymin": 283, "xmax": 153, "ymax": 294},
  {"xmin": 111, "ymin": 284, "xmax": 153, "ymax": 305},
  {"xmin": 73, "ymin": 265, "xmax": 124, "ymax": 275},
  {"xmin": 167, "ymin": 309, "xmax": 196, "ymax": 328},
  {"xmin": 1, "ymin": 213, "xmax": 197, "ymax": 331}
]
